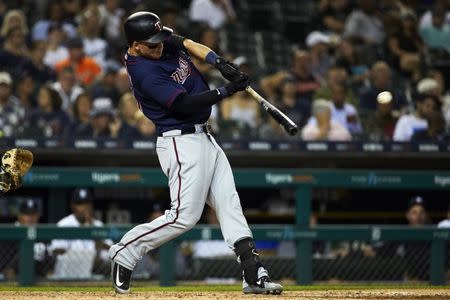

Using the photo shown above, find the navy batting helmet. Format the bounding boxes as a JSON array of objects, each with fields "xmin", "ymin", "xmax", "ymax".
[{"xmin": 123, "ymin": 12, "xmax": 173, "ymax": 45}]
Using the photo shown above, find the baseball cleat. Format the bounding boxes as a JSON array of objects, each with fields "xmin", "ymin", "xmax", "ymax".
[
  {"xmin": 242, "ymin": 267, "xmax": 283, "ymax": 295},
  {"xmin": 111, "ymin": 261, "xmax": 132, "ymax": 294}
]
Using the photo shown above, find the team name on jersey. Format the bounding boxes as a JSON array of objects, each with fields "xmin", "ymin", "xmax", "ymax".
[{"xmin": 170, "ymin": 57, "xmax": 191, "ymax": 84}]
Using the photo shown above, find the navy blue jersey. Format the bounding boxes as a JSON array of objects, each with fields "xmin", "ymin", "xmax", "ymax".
[{"xmin": 124, "ymin": 37, "xmax": 211, "ymax": 135}]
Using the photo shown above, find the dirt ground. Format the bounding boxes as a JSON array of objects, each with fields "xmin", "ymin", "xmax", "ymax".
[{"xmin": 0, "ymin": 290, "xmax": 449, "ymax": 300}]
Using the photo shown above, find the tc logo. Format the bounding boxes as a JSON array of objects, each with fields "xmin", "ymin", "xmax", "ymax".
[{"xmin": 155, "ymin": 21, "xmax": 161, "ymax": 31}]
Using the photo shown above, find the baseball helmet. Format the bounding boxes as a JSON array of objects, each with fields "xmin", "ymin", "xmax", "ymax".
[{"xmin": 123, "ymin": 11, "xmax": 173, "ymax": 45}]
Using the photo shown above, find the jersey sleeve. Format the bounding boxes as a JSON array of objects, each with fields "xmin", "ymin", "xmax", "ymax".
[{"xmin": 140, "ymin": 72, "xmax": 186, "ymax": 108}]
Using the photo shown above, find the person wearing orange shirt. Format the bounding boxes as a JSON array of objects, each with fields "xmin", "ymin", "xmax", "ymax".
[{"xmin": 55, "ymin": 38, "xmax": 102, "ymax": 87}]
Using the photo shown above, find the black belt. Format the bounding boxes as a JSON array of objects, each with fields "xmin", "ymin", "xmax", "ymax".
[{"xmin": 158, "ymin": 124, "xmax": 210, "ymax": 137}]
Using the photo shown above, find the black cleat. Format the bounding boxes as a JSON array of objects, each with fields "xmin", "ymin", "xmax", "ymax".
[
  {"xmin": 111, "ymin": 261, "xmax": 132, "ymax": 294},
  {"xmin": 242, "ymin": 267, "xmax": 283, "ymax": 295}
]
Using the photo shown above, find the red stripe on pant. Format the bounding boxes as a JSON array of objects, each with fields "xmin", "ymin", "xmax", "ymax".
[{"xmin": 111, "ymin": 137, "xmax": 182, "ymax": 261}]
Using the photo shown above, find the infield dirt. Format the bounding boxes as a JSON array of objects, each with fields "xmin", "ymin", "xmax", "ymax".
[{"xmin": 1, "ymin": 290, "xmax": 450, "ymax": 300}]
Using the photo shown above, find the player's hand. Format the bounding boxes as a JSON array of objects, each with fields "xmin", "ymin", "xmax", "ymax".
[
  {"xmin": 215, "ymin": 57, "xmax": 241, "ymax": 82},
  {"xmin": 225, "ymin": 72, "xmax": 250, "ymax": 95}
]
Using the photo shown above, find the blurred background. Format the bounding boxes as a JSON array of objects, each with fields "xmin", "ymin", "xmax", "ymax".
[{"xmin": 0, "ymin": 0, "xmax": 449, "ymax": 286}]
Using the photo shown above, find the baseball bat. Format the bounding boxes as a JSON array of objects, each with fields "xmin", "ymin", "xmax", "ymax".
[{"xmin": 246, "ymin": 86, "xmax": 298, "ymax": 136}]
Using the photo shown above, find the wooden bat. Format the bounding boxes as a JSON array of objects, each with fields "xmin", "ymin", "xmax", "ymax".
[{"xmin": 246, "ymin": 86, "xmax": 298, "ymax": 136}]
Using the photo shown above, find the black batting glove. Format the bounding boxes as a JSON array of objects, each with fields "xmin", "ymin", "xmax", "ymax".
[
  {"xmin": 225, "ymin": 72, "xmax": 250, "ymax": 95},
  {"xmin": 215, "ymin": 57, "xmax": 241, "ymax": 82}
]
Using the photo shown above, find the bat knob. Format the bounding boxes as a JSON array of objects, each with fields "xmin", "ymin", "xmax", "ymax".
[{"xmin": 288, "ymin": 126, "xmax": 298, "ymax": 136}]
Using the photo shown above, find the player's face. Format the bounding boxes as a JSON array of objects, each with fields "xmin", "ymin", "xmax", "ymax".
[
  {"xmin": 135, "ymin": 41, "xmax": 164, "ymax": 59},
  {"xmin": 406, "ymin": 205, "xmax": 426, "ymax": 226},
  {"xmin": 18, "ymin": 213, "xmax": 40, "ymax": 225}
]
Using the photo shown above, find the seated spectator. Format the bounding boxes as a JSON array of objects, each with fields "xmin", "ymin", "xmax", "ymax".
[
  {"xmin": 31, "ymin": 0, "xmax": 77, "ymax": 41},
  {"xmin": 305, "ymin": 31, "xmax": 334, "ymax": 83},
  {"xmin": 98, "ymin": 0, "xmax": 126, "ymax": 43},
  {"xmin": 423, "ymin": 70, "xmax": 450, "ymax": 127},
  {"xmin": 0, "ymin": 199, "xmax": 54, "ymax": 280},
  {"xmin": 420, "ymin": 8, "xmax": 450, "ymax": 55},
  {"xmin": 359, "ymin": 61, "xmax": 407, "ymax": 112},
  {"xmin": 335, "ymin": 38, "xmax": 369, "ymax": 88},
  {"xmin": 411, "ymin": 111, "xmax": 449, "ymax": 142},
  {"xmin": 277, "ymin": 78, "xmax": 305, "ymax": 127},
  {"xmin": 91, "ymin": 66, "xmax": 120, "ymax": 104},
  {"xmin": 24, "ymin": 86, "xmax": 70, "ymax": 137},
  {"xmin": 55, "ymin": 37, "xmax": 102, "ymax": 87},
  {"xmin": 0, "ymin": 9, "xmax": 29, "ymax": 44},
  {"xmin": 13, "ymin": 72, "xmax": 36, "ymax": 114},
  {"xmin": 75, "ymin": 97, "xmax": 138, "ymax": 139},
  {"xmin": 43, "ymin": 23, "xmax": 69, "ymax": 70},
  {"xmin": 70, "ymin": 93, "xmax": 92, "ymax": 134},
  {"xmin": 118, "ymin": 92, "xmax": 139, "ymax": 127},
  {"xmin": 343, "ymin": 0, "xmax": 385, "ymax": 45},
  {"xmin": 364, "ymin": 91, "xmax": 398, "ymax": 141},
  {"xmin": 419, "ymin": 0, "xmax": 450, "ymax": 33},
  {"xmin": 315, "ymin": 0, "xmax": 352, "ymax": 35},
  {"xmin": 0, "ymin": 27, "xmax": 33, "ymax": 78},
  {"xmin": 78, "ymin": 6, "xmax": 108, "ymax": 69},
  {"xmin": 393, "ymin": 93, "xmax": 436, "ymax": 141},
  {"xmin": 314, "ymin": 66, "xmax": 358, "ymax": 107},
  {"xmin": 49, "ymin": 188, "xmax": 112, "ymax": 279},
  {"xmin": 329, "ymin": 83, "xmax": 362, "ymax": 135},
  {"xmin": 189, "ymin": 0, "xmax": 236, "ymax": 29},
  {"xmin": 0, "ymin": 72, "xmax": 24, "ymax": 137},
  {"xmin": 51, "ymin": 66, "xmax": 84, "ymax": 111},
  {"xmin": 387, "ymin": 12, "xmax": 424, "ymax": 80},
  {"xmin": 28, "ymin": 40, "xmax": 56, "ymax": 85},
  {"xmin": 301, "ymin": 99, "xmax": 351, "ymax": 141}
]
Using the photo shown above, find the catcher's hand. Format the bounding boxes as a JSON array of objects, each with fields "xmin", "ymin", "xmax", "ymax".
[
  {"xmin": 215, "ymin": 57, "xmax": 241, "ymax": 82},
  {"xmin": 0, "ymin": 148, "xmax": 33, "ymax": 193}
]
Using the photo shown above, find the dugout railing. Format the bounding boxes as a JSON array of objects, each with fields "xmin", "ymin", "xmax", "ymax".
[{"xmin": 5, "ymin": 167, "xmax": 450, "ymax": 286}]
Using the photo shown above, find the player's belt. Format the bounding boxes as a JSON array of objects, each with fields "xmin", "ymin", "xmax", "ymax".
[{"xmin": 159, "ymin": 123, "xmax": 210, "ymax": 137}]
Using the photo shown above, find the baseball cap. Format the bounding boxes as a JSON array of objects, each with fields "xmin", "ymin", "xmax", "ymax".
[
  {"xmin": 19, "ymin": 199, "xmax": 39, "ymax": 214},
  {"xmin": 0, "ymin": 72, "xmax": 12, "ymax": 85},
  {"xmin": 72, "ymin": 188, "xmax": 93, "ymax": 204},
  {"xmin": 90, "ymin": 97, "xmax": 115, "ymax": 118},
  {"xmin": 408, "ymin": 195, "xmax": 425, "ymax": 210},
  {"xmin": 306, "ymin": 31, "xmax": 330, "ymax": 48}
]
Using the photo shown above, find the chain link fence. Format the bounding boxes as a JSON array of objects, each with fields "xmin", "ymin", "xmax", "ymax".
[{"xmin": 0, "ymin": 238, "xmax": 447, "ymax": 284}]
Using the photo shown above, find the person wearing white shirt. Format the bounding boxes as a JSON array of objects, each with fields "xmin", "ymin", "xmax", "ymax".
[
  {"xmin": 329, "ymin": 83, "xmax": 362, "ymax": 135},
  {"xmin": 43, "ymin": 24, "xmax": 69, "ymax": 69},
  {"xmin": 189, "ymin": 0, "xmax": 236, "ymax": 29},
  {"xmin": 393, "ymin": 94, "xmax": 436, "ymax": 141},
  {"xmin": 49, "ymin": 188, "xmax": 111, "ymax": 279},
  {"xmin": 51, "ymin": 67, "xmax": 84, "ymax": 111}
]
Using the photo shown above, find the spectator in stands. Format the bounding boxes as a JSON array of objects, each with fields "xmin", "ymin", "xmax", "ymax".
[
  {"xmin": 359, "ymin": 61, "xmax": 407, "ymax": 112},
  {"xmin": 301, "ymin": 99, "xmax": 351, "ymax": 141},
  {"xmin": 314, "ymin": 66, "xmax": 358, "ymax": 107},
  {"xmin": 423, "ymin": 70, "xmax": 450, "ymax": 128},
  {"xmin": 387, "ymin": 11, "xmax": 424, "ymax": 80},
  {"xmin": 28, "ymin": 40, "xmax": 56, "ymax": 85},
  {"xmin": 43, "ymin": 23, "xmax": 69, "ymax": 70},
  {"xmin": 135, "ymin": 111, "xmax": 157, "ymax": 139},
  {"xmin": 118, "ymin": 92, "xmax": 139, "ymax": 127},
  {"xmin": 411, "ymin": 111, "xmax": 449, "ymax": 142},
  {"xmin": 70, "ymin": 92, "xmax": 92, "ymax": 134},
  {"xmin": 343, "ymin": 0, "xmax": 385, "ymax": 45},
  {"xmin": 49, "ymin": 188, "xmax": 111, "ymax": 279},
  {"xmin": 335, "ymin": 38, "xmax": 369, "ymax": 89},
  {"xmin": 78, "ymin": 6, "xmax": 108, "ymax": 69},
  {"xmin": 91, "ymin": 66, "xmax": 120, "ymax": 104},
  {"xmin": 51, "ymin": 66, "xmax": 84, "ymax": 111},
  {"xmin": 0, "ymin": 27, "xmax": 32, "ymax": 78},
  {"xmin": 0, "ymin": 199, "xmax": 55, "ymax": 280},
  {"xmin": 305, "ymin": 31, "xmax": 334, "ymax": 83},
  {"xmin": 277, "ymin": 78, "xmax": 305, "ymax": 128},
  {"xmin": 0, "ymin": 9, "xmax": 28, "ymax": 44},
  {"xmin": 316, "ymin": 0, "xmax": 352, "ymax": 35},
  {"xmin": 364, "ymin": 91, "xmax": 398, "ymax": 141},
  {"xmin": 98, "ymin": 0, "xmax": 126, "ymax": 44},
  {"xmin": 0, "ymin": 71, "xmax": 24, "ymax": 137},
  {"xmin": 189, "ymin": 0, "xmax": 236, "ymax": 29},
  {"xmin": 24, "ymin": 85, "xmax": 70, "ymax": 137},
  {"xmin": 31, "ymin": 0, "xmax": 77, "ymax": 41},
  {"xmin": 55, "ymin": 37, "xmax": 102, "ymax": 87},
  {"xmin": 14, "ymin": 72, "xmax": 36, "ymax": 114},
  {"xmin": 329, "ymin": 83, "xmax": 362, "ymax": 135},
  {"xmin": 420, "ymin": 8, "xmax": 450, "ymax": 55},
  {"xmin": 419, "ymin": 0, "xmax": 450, "ymax": 32},
  {"xmin": 393, "ymin": 93, "xmax": 436, "ymax": 142},
  {"xmin": 75, "ymin": 97, "xmax": 137, "ymax": 139}
]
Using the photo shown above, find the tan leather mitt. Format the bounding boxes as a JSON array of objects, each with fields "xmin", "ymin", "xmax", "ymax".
[{"xmin": 1, "ymin": 148, "xmax": 34, "ymax": 191}]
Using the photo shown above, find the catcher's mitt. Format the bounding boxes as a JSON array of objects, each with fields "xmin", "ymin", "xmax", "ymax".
[{"xmin": 0, "ymin": 148, "xmax": 33, "ymax": 193}]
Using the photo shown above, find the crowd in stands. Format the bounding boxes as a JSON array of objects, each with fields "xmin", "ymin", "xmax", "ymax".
[{"xmin": 0, "ymin": 0, "xmax": 449, "ymax": 142}]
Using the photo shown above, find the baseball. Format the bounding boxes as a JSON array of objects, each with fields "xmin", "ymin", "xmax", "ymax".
[{"xmin": 377, "ymin": 91, "xmax": 392, "ymax": 104}]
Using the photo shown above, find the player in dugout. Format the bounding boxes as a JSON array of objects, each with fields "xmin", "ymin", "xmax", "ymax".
[{"xmin": 108, "ymin": 11, "xmax": 283, "ymax": 295}]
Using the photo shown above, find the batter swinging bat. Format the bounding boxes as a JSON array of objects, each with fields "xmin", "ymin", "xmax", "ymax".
[{"xmin": 246, "ymin": 86, "xmax": 298, "ymax": 136}]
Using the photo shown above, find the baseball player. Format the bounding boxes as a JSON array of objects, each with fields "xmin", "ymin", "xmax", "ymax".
[{"xmin": 109, "ymin": 11, "xmax": 283, "ymax": 295}]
